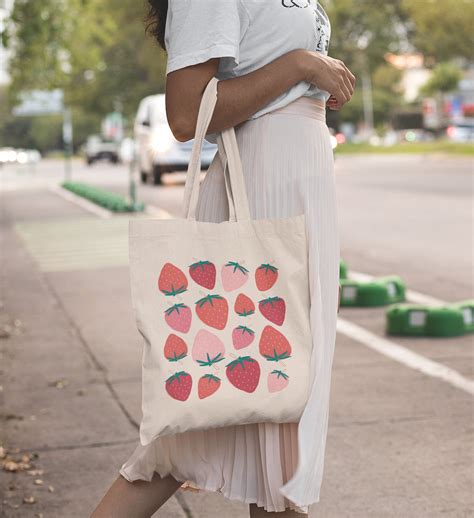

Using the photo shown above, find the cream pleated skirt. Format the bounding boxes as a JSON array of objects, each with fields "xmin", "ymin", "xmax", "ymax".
[{"xmin": 121, "ymin": 96, "xmax": 340, "ymax": 515}]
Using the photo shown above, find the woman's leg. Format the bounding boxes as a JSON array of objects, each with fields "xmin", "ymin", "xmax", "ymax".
[
  {"xmin": 249, "ymin": 504, "xmax": 303, "ymax": 518},
  {"xmin": 91, "ymin": 473, "xmax": 182, "ymax": 518}
]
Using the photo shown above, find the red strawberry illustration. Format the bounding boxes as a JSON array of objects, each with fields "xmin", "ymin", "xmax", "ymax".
[
  {"xmin": 164, "ymin": 303, "xmax": 192, "ymax": 333},
  {"xmin": 195, "ymin": 294, "xmax": 228, "ymax": 330},
  {"xmin": 258, "ymin": 296, "xmax": 286, "ymax": 326},
  {"xmin": 165, "ymin": 371, "xmax": 192, "ymax": 401},
  {"xmin": 226, "ymin": 356, "xmax": 261, "ymax": 393},
  {"xmin": 268, "ymin": 370, "xmax": 289, "ymax": 393},
  {"xmin": 234, "ymin": 294, "xmax": 255, "ymax": 317},
  {"xmin": 198, "ymin": 374, "xmax": 221, "ymax": 399},
  {"xmin": 259, "ymin": 325, "xmax": 292, "ymax": 362},
  {"xmin": 232, "ymin": 325, "xmax": 255, "ymax": 350},
  {"xmin": 189, "ymin": 260, "xmax": 216, "ymax": 289},
  {"xmin": 255, "ymin": 264, "xmax": 279, "ymax": 291},
  {"xmin": 164, "ymin": 334, "xmax": 188, "ymax": 362},
  {"xmin": 192, "ymin": 329, "xmax": 225, "ymax": 367},
  {"xmin": 158, "ymin": 263, "xmax": 188, "ymax": 296},
  {"xmin": 221, "ymin": 261, "xmax": 249, "ymax": 291}
]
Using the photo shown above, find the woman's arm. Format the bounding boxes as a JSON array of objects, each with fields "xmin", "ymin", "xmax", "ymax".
[{"xmin": 166, "ymin": 49, "xmax": 356, "ymax": 142}]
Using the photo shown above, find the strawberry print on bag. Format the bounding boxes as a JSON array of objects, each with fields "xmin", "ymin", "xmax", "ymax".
[
  {"xmin": 165, "ymin": 371, "xmax": 192, "ymax": 401},
  {"xmin": 234, "ymin": 294, "xmax": 255, "ymax": 317},
  {"xmin": 164, "ymin": 334, "xmax": 188, "ymax": 362},
  {"xmin": 198, "ymin": 374, "xmax": 221, "ymax": 399},
  {"xmin": 192, "ymin": 329, "xmax": 225, "ymax": 367},
  {"xmin": 259, "ymin": 325, "xmax": 292, "ymax": 362},
  {"xmin": 226, "ymin": 356, "xmax": 261, "ymax": 393},
  {"xmin": 159, "ymin": 260, "xmax": 296, "ymax": 400},
  {"xmin": 164, "ymin": 303, "xmax": 192, "ymax": 333},
  {"xmin": 259, "ymin": 296, "xmax": 286, "ymax": 326},
  {"xmin": 232, "ymin": 325, "xmax": 255, "ymax": 350},
  {"xmin": 195, "ymin": 294, "xmax": 229, "ymax": 330},
  {"xmin": 268, "ymin": 370, "xmax": 289, "ymax": 393},
  {"xmin": 189, "ymin": 260, "xmax": 216, "ymax": 289},
  {"xmin": 221, "ymin": 261, "xmax": 249, "ymax": 291},
  {"xmin": 158, "ymin": 263, "xmax": 188, "ymax": 296},
  {"xmin": 255, "ymin": 263, "xmax": 279, "ymax": 291}
]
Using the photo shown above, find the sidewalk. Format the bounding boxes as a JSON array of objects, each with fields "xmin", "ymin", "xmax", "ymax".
[
  {"xmin": 0, "ymin": 189, "xmax": 247, "ymax": 517},
  {"xmin": 1, "ymin": 187, "xmax": 472, "ymax": 517}
]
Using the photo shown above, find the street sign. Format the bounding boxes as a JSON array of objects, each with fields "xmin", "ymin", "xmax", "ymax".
[{"xmin": 12, "ymin": 89, "xmax": 64, "ymax": 117}]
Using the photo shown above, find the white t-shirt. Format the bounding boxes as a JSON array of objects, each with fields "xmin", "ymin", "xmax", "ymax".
[{"xmin": 165, "ymin": 0, "xmax": 332, "ymax": 120}]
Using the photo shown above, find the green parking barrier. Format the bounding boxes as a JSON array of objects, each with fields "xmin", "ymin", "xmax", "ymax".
[
  {"xmin": 339, "ymin": 259, "xmax": 348, "ymax": 280},
  {"xmin": 450, "ymin": 300, "xmax": 474, "ymax": 334},
  {"xmin": 62, "ymin": 182, "xmax": 145, "ymax": 213},
  {"xmin": 386, "ymin": 302, "xmax": 471, "ymax": 337},
  {"xmin": 340, "ymin": 275, "xmax": 406, "ymax": 307}
]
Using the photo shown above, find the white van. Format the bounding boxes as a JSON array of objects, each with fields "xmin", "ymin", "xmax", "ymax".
[{"xmin": 134, "ymin": 94, "xmax": 218, "ymax": 185}]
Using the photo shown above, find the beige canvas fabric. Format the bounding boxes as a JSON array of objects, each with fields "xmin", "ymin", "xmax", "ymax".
[{"xmin": 128, "ymin": 77, "xmax": 313, "ymax": 445}]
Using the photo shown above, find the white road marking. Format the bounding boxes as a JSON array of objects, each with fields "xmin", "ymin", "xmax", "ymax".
[
  {"xmin": 336, "ymin": 318, "xmax": 474, "ymax": 395},
  {"xmin": 343, "ymin": 270, "xmax": 473, "ymax": 395},
  {"xmin": 145, "ymin": 205, "xmax": 173, "ymax": 219},
  {"xmin": 49, "ymin": 185, "xmax": 113, "ymax": 219}
]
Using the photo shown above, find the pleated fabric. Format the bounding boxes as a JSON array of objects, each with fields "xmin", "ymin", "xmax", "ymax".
[{"xmin": 120, "ymin": 96, "xmax": 340, "ymax": 514}]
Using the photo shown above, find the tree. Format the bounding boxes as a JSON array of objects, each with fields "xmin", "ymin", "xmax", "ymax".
[
  {"xmin": 3, "ymin": 0, "xmax": 167, "ymax": 149},
  {"xmin": 420, "ymin": 62, "xmax": 462, "ymax": 96},
  {"xmin": 402, "ymin": 0, "xmax": 474, "ymax": 62}
]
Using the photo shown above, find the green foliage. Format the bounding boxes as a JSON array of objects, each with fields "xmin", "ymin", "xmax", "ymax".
[
  {"xmin": 3, "ymin": 0, "xmax": 166, "ymax": 151},
  {"xmin": 62, "ymin": 181, "xmax": 145, "ymax": 212},
  {"xmin": 420, "ymin": 62, "xmax": 462, "ymax": 96},
  {"xmin": 401, "ymin": 0, "xmax": 474, "ymax": 62}
]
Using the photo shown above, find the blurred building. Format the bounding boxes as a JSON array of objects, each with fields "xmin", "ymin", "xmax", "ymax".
[
  {"xmin": 0, "ymin": 0, "xmax": 14, "ymax": 85},
  {"xmin": 385, "ymin": 52, "xmax": 431, "ymax": 103}
]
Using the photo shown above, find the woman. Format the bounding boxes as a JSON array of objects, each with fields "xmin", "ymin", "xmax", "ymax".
[{"xmin": 93, "ymin": 1, "xmax": 355, "ymax": 517}]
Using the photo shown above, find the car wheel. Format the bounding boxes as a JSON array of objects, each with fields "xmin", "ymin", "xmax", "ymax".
[
  {"xmin": 152, "ymin": 165, "xmax": 163, "ymax": 185},
  {"xmin": 87, "ymin": 157, "xmax": 94, "ymax": 166},
  {"xmin": 140, "ymin": 171, "xmax": 148, "ymax": 184}
]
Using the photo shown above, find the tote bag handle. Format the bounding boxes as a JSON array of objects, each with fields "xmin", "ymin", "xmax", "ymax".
[{"xmin": 182, "ymin": 77, "xmax": 251, "ymax": 222}]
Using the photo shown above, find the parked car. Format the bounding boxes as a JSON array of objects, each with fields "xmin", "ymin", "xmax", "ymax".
[
  {"xmin": 134, "ymin": 94, "xmax": 217, "ymax": 185},
  {"xmin": 446, "ymin": 120, "xmax": 474, "ymax": 143},
  {"xmin": 0, "ymin": 148, "xmax": 41, "ymax": 165},
  {"xmin": 84, "ymin": 135, "xmax": 119, "ymax": 165}
]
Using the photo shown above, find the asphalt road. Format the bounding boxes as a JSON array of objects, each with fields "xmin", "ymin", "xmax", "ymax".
[{"xmin": 1, "ymin": 154, "xmax": 473, "ymax": 517}]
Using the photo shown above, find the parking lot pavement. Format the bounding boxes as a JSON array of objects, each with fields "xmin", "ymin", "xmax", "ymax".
[{"xmin": 1, "ymin": 155, "xmax": 472, "ymax": 517}]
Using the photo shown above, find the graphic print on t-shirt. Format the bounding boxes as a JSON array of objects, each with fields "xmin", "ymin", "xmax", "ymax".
[{"xmin": 281, "ymin": 0, "xmax": 331, "ymax": 55}]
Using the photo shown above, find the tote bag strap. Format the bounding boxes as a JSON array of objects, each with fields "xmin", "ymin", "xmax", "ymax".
[{"xmin": 182, "ymin": 77, "xmax": 251, "ymax": 222}]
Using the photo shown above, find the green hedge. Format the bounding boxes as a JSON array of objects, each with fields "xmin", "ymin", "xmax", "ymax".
[{"xmin": 62, "ymin": 182, "xmax": 145, "ymax": 213}]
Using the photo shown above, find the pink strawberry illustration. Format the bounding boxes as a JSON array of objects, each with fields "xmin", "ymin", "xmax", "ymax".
[
  {"xmin": 165, "ymin": 371, "xmax": 192, "ymax": 401},
  {"xmin": 158, "ymin": 263, "xmax": 188, "ymax": 296},
  {"xmin": 164, "ymin": 303, "xmax": 192, "ymax": 333},
  {"xmin": 226, "ymin": 356, "xmax": 260, "ymax": 393},
  {"xmin": 232, "ymin": 325, "xmax": 255, "ymax": 350},
  {"xmin": 198, "ymin": 374, "xmax": 221, "ymax": 399},
  {"xmin": 189, "ymin": 260, "xmax": 216, "ymax": 289},
  {"xmin": 192, "ymin": 329, "xmax": 225, "ymax": 367},
  {"xmin": 221, "ymin": 261, "xmax": 249, "ymax": 291},
  {"xmin": 259, "ymin": 325, "xmax": 292, "ymax": 362},
  {"xmin": 258, "ymin": 296, "xmax": 286, "ymax": 326},
  {"xmin": 195, "ymin": 294, "xmax": 228, "ymax": 330},
  {"xmin": 268, "ymin": 370, "xmax": 289, "ymax": 393},
  {"xmin": 164, "ymin": 334, "xmax": 188, "ymax": 362},
  {"xmin": 234, "ymin": 294, "xmax": 255, "ymax": 317},
  {"xmin": 255, "ymin": 264, "xmax": 279, "ymax": 291}
]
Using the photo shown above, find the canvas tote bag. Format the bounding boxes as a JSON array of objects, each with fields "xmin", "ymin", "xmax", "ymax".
[{"xmin": 129, "ymin": 77, "xmax": 313, "ymax": 445}]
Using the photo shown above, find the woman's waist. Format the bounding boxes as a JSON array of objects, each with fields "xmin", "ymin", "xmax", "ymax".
[{"xmin": 268, "ymin": 96, "xmax": 327, "ymax": 122}]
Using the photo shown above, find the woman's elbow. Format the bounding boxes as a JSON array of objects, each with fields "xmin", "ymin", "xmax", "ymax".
[{"xmin": 169, "ymin": 115, "xmax": 195, "ymax": 143}]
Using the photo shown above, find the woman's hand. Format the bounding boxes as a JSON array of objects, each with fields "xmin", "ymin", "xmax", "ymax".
[{"xmin": 298, "ymin": 50, "xmax": 356, "ymax": 111}]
